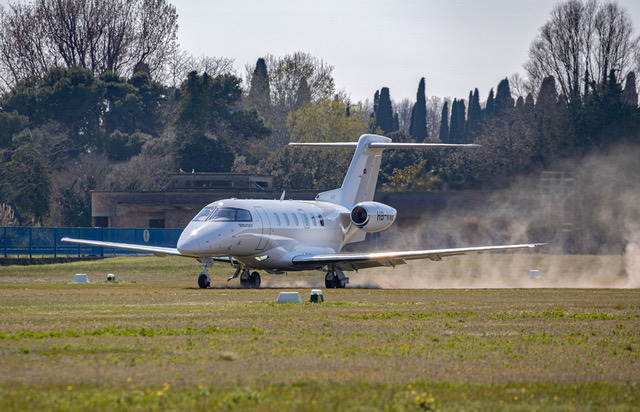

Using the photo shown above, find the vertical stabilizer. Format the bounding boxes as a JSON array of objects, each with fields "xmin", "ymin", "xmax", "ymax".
[{"xmin": 314, "ymin": 134, "xmax": 390, "ymax": 207}]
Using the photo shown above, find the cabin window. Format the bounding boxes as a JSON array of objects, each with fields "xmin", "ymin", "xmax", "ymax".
[
  {"xmin": 298, "ymin": 210, "xmax": 309, "ymax": 227},
  {"xmin": 282, "ymin": 213, "xmax": 290, "ymax": 226},
  {"xmin": 193, "ymin": 206, "xmax": 214, "ymax": 221},
  {"xmin": 291, "ymin": 213, "xmax": 299, "ymax": 226},
  {"xmin": 273, "ymin": 213, "xmax": 281, "ymax": 226},
  {"xmin": 310, "ymin": 214, "xmax": 317, "ymax": 226},
  {"xmin": 207, "ymin": 207, "xmax": 253, "ymax": 222},
  {"xmin": 318, "ymin": 215, "xmax": 324, "ymax": 226}
]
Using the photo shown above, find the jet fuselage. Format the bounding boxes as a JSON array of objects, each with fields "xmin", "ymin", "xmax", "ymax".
[{"xmin": 176, "ymin": 198, "xmax": 349, "ymax": 271}]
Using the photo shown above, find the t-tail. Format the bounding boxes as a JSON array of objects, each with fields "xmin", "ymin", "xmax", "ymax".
[{"xmin": 289, "ymin": 133, "xmax": 479, "ymax": 208}]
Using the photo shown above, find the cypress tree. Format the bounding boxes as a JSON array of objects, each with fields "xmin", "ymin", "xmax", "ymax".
[
  {"xmin": 375, "ymin": 87, "xmax": 394, "ymax": 134},
  {"xmin": 456, "ymin": 99, "xmax": 466, "ymax": 142},
  {"xmin": 494, "ymin": 78, "xmax": 514, "ymax": 115},
  {"xmin": 465, "ymin": 88, "xmax": 481, "ymax": 141},
  {"xmin": 622, "ymin": 72, "xmax": 638, "ymax": 106},
  {"xmin": 247, "ymin": 58, "xmax": 270, "ymax": 115},
  {"xmin": 449, "ymin": 99, "xmax": 459, "ymax": 143},
  {"xmin": 439, "ymin": 101, "xmax": 449, "ymax": 143},
  {"xmin": 484, "ymin": 89, "xmax": 495, "ymax": 118},
  {"xmin": 524, "ymin": 93, "xmax": 535, "ymax": 110},
  {"xmin": 294, "ymin": 77, "xmax": 311, "ymax": 109},
  {"xmin": 536, "ymin": 76, "xmax": 557, "ymax": 109},
  {"xmin": 410, "ymin": 77, "xmax": 428, "ymax": 142}
]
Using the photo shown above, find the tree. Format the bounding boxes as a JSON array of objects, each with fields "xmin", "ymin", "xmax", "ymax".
[
  {"xmin": 176, "ymin": 133, "xmax": 234, "ymax": 173},
  {"xmin": 409, "ymin": 77, "xmax": 428, "ymax": 142},
  {"xmin": 381, "ymin": 159, "xmax": 440, "ymax": 192},
  {"xmin": 4, "ymin": 144, "xmax": 51, "ymax": 224},
  {"xmin": 484, "ymin": 89, "xmax": 495, "ymax": 118},
  {"xmin": 287, "ymin": 98, "xmax": 370, "ymax": 143},
  {"xmin": 394, "ymin": 98, "xmax": 414, "ymax": 133},
  {"xmin": 294, "ymin": 77, "xmax": 312, "ymax": 110},
  {"xmin": 374, "ymin": 87, "xmax": 394, "ymax": 134},
  {"xmin": 0, "ymin": 111, "xmax": 29, "ymax": 148},
  {"xmin": 244, "ymin": 52, "xmax": 335, "ymax": 147},
  {"xmin": 0, "ymin": 0, "xmax": 179, "ymax": 88},
  {"xmin": 439, "ymin": 101, "xmax": 449, "ymax": 142},
  {"xmin": 466, "ymin": 88, "xmax": 482, "ymax": 141},
  {"xmin": 176, "ymin": 71, "xmax": 213, "ymax": 132},
  {"xmin": 246, "ymin": 58, "xmax": 271, "ymax": 116},
  {"xmin": 524, "ymin": 0, "xmax": 639, "ymax": 104},
  {"xmin": 494, "ymin": 78, "xmax": 515, "ymax": 115},
  {"xmin": 104, "ymin": 130, "xmax": 149, "ymax": 162},
  {"xmin": 622, "ymin": 71, "xmax": 638, "ymax": 105},
  {"xmin": 1, "ymin": 66, "xmax": 104, "ymax": 148},
  {"xmin": 449, "ymin": 99, "xmax": 466, "ymax": 143},
  {"xmin": 260, "ymin": 145, "xmax": 351, "ymax": 190}
]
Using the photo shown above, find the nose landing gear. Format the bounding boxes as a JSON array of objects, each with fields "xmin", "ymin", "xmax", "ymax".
[{"xmin": 197, "ymin": 257, "xmax": 213, "ymax": 289}]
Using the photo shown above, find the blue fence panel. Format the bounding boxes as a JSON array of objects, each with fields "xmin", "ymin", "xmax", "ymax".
[{"xmin": 1, "ymin": 227, "xmax": 183, "ymax": 258}]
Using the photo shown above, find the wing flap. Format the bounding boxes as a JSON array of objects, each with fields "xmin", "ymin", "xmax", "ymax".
[{"xmin": 291, "ymin": 243, "xmax": 543, "ymax": 270}]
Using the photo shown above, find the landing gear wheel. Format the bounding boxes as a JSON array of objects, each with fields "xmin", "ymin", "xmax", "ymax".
[
  {"xmin": 249, "ymin": 271, "xmax": 261, "ymax": 288},
  {"xmin": 240, "ymin": 270, "xmax": 261, "ymax": 288},
  {"xmin": 325, "ymin": 272, "xmax": 338, "ymax": 289},
  {"xmin": 198, "ymin": 272, "xmax": 210, "ymax": 289}
]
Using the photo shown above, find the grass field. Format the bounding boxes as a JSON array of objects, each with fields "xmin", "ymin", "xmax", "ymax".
[{"xmin": 0, "ymin": 255, "xmax": 639, "ymax": 411}]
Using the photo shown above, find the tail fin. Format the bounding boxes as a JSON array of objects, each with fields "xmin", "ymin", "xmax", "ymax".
[{"xmin": 289, "ymin": 134, "xmax": 478, "ymax": 208}]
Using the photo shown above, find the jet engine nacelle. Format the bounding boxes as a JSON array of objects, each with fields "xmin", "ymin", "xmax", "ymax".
[{"xmin": 350, "ymin": 201, "xmax": 397, "ymax": 233}]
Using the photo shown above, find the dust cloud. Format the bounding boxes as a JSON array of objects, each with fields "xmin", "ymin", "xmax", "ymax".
[{"xmin": 348, "ymin": 144, "xmax": 640, "ymax": 289}]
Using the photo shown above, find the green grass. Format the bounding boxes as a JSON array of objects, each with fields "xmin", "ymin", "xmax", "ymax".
[{"xmin": 0, "ymin": 255, "xmax": 639, "ymax": 411}]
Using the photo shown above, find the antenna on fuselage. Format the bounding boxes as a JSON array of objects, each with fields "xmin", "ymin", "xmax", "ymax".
[{"xmin": 279, "ymin": 191, "xmax": 286, "ymax": 201}]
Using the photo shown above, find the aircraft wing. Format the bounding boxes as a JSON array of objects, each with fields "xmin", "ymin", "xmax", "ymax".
[
  {"xmin": 291, "ymin": 243, "xmax": 544, "ymax": 271},
  {"xmin": 60, "ymin": 237, "xmax": 200, "ymax": 259}
]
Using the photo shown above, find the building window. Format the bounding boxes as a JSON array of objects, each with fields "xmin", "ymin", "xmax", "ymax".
[
  {"xmin": 149, "ymin": 219, "xmax": 165, "ymax": 228},
  {"xmin": 94, "ymin": 216, "xmax": 109, "ymax": 227}
]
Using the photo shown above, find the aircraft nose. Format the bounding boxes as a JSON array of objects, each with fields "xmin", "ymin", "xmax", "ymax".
[{"xmin": 177, "ymin": 234, "xmax": 203, "ymax": 256}]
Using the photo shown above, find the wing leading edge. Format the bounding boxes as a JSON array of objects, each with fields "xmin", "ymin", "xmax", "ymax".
[
  {"xmin": 291, "ymin": 243, "xmax": 544, "ymax": 271},
  {"xmin": 60, "ymin": 237, "xmax": 194, "ymax": 258}
]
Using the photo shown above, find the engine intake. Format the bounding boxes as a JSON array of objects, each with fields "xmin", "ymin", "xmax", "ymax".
[{"xmin": 350, "ymin": 202, "xmax": 397, "ymax": 233}]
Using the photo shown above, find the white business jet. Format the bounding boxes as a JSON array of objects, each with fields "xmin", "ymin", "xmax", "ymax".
[{"xmin": 62, "ymin": 134, "xmax": 542, "ymax": 289}]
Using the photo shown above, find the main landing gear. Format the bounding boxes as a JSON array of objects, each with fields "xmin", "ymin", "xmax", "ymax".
[
  {"xmin": 325, "ymin": 266, "xmax": 349, "ymax": 288},
  {"xmin": 226, "ymin": 265, "xmax": 261, "ymax": 288},
  {"xmin": 239, "ymin": 269, "xmax": 261, "ymax": 288}
]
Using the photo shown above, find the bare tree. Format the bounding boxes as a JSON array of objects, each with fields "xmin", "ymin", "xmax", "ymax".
[
  {"xmin": 593, "ymin": 2, "xmax": 637, "ymax": 84},
  {"xmin": 0, "ymin": 0, "xmax": 179, "ymax": 88},
  {"xmin": 525, "ymin": 0, "xmax": 639, "ymax": 103},
  {"xmin": 393, "ymin": 98, "xmax": 413, "ymax": 134},
  {"xmin": 161, "ymin": 51, "xmax": 235, "ymax": 88}
]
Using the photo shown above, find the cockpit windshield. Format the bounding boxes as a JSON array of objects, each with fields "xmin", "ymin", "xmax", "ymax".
[
  {"xmin": 192, "ymin": 206, "xmax": 253, "ymax": 222},
  {"xmin": 193, "ymin": 206, "xmax": 214, "ymax": 221},
  {"xmin": 208, "ymin": 207, "xmax": 252, "ymax": 222}
]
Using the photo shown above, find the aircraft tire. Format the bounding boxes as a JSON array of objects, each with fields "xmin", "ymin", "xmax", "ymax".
[
  {"xmin": 198, "ymin": 273, "xmax": 210, "ymax": 289},
  {"xmin": 325, "ymin": 273, "xmax": 337, "ymax": 288},
  {"xmin": 249, "ymin": 271, "xmax": 261, "ymax": 288}
]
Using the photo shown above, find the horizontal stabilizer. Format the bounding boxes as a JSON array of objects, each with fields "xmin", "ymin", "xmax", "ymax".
[{"xmin": 289, "ymin": 141, "xmax": 479, "ymax": 149}]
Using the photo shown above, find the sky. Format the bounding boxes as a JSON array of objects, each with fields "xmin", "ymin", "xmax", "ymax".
[{"xmin": 174, "ymin": 0, "xmax": 640, "ymax": 103}]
